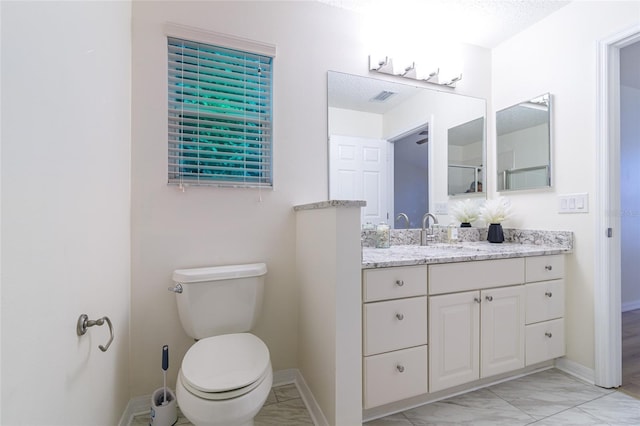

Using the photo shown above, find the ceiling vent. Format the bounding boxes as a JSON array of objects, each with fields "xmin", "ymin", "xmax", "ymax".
[{"xmin": 370, "ymin": 90, "xmax": 396, "ymax": 102}]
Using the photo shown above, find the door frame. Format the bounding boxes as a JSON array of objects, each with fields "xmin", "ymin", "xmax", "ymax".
[{"xmin": 594, "ymin": 24, "xmax": 640, "ymax": 388}]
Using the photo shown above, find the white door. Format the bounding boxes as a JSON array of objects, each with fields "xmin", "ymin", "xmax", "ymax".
[
  {"xmin": 329, "ymin": 135, "xmax": 390, "ymax": 226},
  {"xmin": 480, "ymin": 286, "xmax": 525, "ymax": 378},
  {"xmin": 429, "ymin": 291, "xmax": 480, "ymax": 392}
]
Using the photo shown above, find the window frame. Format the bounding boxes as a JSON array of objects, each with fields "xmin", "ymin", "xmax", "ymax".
[{"xmin": 165, "ymin": 23, "xmax": 276, "ymax": 188}]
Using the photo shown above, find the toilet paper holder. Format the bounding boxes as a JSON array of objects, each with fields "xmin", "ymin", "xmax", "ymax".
[{"xmin": 77, "ymin": 314, "xmax": 114, "ymax": 352}]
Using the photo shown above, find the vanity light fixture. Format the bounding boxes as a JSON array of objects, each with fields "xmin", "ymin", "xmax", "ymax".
[{"xmin": 369, "ymin": 55, "xmax": 462, "ymax": 87}]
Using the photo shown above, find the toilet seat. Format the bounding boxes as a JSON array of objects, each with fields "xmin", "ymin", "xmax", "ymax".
[{"xmin": 180, "ymin": 333, "xmax": 270, "ymax": 401}]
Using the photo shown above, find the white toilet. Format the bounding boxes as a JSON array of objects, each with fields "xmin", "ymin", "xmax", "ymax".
[{"xmin": 171, "ymin": 263, "xmax": 272, "ymax": 426}]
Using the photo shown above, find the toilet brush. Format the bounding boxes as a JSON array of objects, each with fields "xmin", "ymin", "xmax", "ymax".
[
  {"xmin": 150, "ymin": 345, "xmax": 177, "ymax": 426},
  {"xmin": 162, "ymin": 345, "xmax": 169, "ymax": 405}
]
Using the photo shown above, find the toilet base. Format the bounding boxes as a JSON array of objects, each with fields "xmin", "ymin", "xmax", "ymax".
[{"xmin": 176, "ymin": 364, "xmax": 272, "ymax": 426}]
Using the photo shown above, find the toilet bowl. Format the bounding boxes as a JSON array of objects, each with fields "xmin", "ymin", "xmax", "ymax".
[{"xmin": 176, "ymin": 333, "xmax": 272, "ymax": 426}]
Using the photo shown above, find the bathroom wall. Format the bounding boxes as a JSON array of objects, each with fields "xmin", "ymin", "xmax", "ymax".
[
  {"xmin": 492, "ymin": 0, "xmax": 640, "ymax": 373},
  {"xmin": 130, "ymin": 0, "xmax": 492, "ymax": 396},
  {"xmin": 1, "ymin": 2, "xmax": 132, "ymax": 424}
]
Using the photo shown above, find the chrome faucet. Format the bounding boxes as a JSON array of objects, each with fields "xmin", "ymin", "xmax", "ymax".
[
  {"xmin": 395, "ymin": 213, "xmax": 410, "ymax": 230},
  {"xmin": 421, "ymin": 213, "xmax": 439, "ymax": 246}
]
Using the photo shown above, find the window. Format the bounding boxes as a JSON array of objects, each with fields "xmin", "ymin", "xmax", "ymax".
[{"xmin": 168, "ymin": 36, "xmax": 273, "ymax": 187}]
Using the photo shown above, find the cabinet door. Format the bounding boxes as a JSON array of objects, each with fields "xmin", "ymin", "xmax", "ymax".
[
  {"xmin": 429, "ymin": 291, "xmax": 480, "ymax": 392},
  {"xmin": 481, "ymin": 286, "xmax": 525, "ymax": 378}
]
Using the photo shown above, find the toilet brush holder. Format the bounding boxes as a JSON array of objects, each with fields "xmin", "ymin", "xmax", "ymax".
[{"xmin": 150, "ymin": 387, "xmax": 177, "ymax": 426}]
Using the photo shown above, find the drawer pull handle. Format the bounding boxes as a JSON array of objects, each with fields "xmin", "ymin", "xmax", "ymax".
[
  {"xmin": 485, "ymin": 295, "xmax": 493, "ymax": 302},
  {"xmin": 545, "ymin": 265, "xmax": 553, "ymax": 271},
  {"xmin": 396, "ymin": 313, "xmax": 404, "ymax": 321},
  {"xmin": 396, "ymin": 365, "xmax": 405, "ymax": 373},
  {"xmin": 545, "ymin": 291, "xmax": 553, "ymax": 298},
  {"xmin": 545, "ymin": 332, "xmax": 553, "ymax": 338},
  {"xmin": 474, "ymin": 297, "xmax": 481, "ymax": 304},
  {"xmin": 395, "ymin": 280, "xmax": 404, "ymax": 287}
]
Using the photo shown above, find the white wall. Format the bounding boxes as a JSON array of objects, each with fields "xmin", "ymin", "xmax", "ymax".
[
  {"xmin": 130, "ymin": 0, "xmax": 492, "ymax": 396},
  {"xmin": 492, "ymin": 0, "xmax": 640, "ymax": 371},
  {"xmin": 621, "ymin": 84, "xmax": 640, "ymax": 310},
  {"xmin": 1, "ymin": 2, "xmax": 131, "ymax": 424},
  {"xmin": 329, "ymin": 108, "xmax": 383, "ymax": 139}
]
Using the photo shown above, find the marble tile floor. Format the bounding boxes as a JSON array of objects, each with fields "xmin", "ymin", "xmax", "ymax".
[
  {"xmin": 622, "ymin": 308, "xmax": 640, "ymax": 399},
  {"xmin": 130, "ymin": 383, "xmax": 313, "ymax": 426},
  {"xmin": 130, "ymin": 369, "xmax": 640, "ymax": 426},
  {"xmin": 367, "ymin": 369, "xmax": 640, "ymax": 426}
]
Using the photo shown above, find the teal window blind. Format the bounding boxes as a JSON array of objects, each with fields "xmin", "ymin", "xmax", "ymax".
[{"xmin": 168, "ymin": 37, "xmax": 273, "ymax": 187}]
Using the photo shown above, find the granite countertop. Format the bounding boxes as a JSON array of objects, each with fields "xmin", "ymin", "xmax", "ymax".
[{"xmin": 362, "ymin": 241, "xmax": 572, "ymax": 269}]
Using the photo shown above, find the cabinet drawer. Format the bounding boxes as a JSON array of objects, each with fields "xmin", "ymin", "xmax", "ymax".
[
  {"xmin": 525, "ymin": 255, "xmax": 564, "ymax": 282},
  {"xmin": 364, "ymin": 296, "xmax": 427, "ymax": 356},
  {"xmin": 429, "ymin": 258, "xmax": 524, "ymax": 295},
  {"xmin": 364, "ymin": 345, "xmax": 428, "ymax": 409},
  {"xmin": 525, "ymin": 318, "xmax": 565, "ymax": 366},
  {"xmin": 363, "ymin": 266, "xmax": 427, "ymax": 302},
  {"xmin": 525, "ymin": 280, "xmax": 565, "ymax": 324}
]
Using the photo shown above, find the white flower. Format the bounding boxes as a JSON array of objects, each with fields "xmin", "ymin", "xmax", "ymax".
[
  {"xmin": 480, "ymin": 197, "xmax": 513, "ymax": 224},
  {"xmin": 450, "ymin": 199, "xmax": 480, "ymax": 223}
]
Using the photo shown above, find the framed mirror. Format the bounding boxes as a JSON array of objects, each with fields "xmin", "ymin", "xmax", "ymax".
[
  {"xmin": 327, "ymin": 71, "xmax": 486, "ymax": 228},
  {"xmin": 496, "ymin": 93, "xmax": 552, "ymax": 192}
]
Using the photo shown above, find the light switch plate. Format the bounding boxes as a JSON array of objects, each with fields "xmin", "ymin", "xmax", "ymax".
[
  {"xmin": 558, "ymin": 193, "xmax": 589, "ymax": 213},
  {"xmin": 434, "ymin": 202, "xmax": 448, "ymax": 215}
]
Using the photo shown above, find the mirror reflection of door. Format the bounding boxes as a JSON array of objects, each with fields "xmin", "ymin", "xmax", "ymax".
[
  {"xmin": 392, "ymin": 124, "xmax": 429, "ymax": 229},
  {"xmin": 329, "ymin": 135, "xmax": 390, "ymax": 226}
]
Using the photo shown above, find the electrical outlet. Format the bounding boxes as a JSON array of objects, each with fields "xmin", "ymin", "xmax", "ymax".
[{"xmin": 558, "ymin": 193, "xmax": 589, "ymax": 213}]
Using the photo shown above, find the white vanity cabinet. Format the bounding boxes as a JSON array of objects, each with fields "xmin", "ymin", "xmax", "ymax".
[
  {"xmin": 362, "ymin": 254, "xmax": 567, "ymax": 408},
  {"xmin": 362, "ymin": 265, "xmax": 428, "ymax": 409},
  {"xmin": 524, "ymin": 255, "xmax": 566, "ymax": 365}
]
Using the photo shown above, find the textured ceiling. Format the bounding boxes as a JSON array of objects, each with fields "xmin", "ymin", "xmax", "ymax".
[{"xmin": 317, "ymin": 0, "xmax": 571, "ymax": 48}]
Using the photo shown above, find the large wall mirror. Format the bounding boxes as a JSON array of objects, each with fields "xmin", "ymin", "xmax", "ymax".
[
  {"xmin": 496, "ymin": 93, "xmax": 552, "ymax": 191},
  {"xmin": 328, "ymin": 71, "xmax": 486, "ymax": 229}
]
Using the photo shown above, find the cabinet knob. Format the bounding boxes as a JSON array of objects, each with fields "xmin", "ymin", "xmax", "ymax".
[
  {"xmin": 485, "ymin": 295, "xmax": 493, "ymax": 302},
  {"xmin": 395, "ymin": 280, "xmax": 404, "ymax": 287},
  {"xmin": 545, "ymin": 291, "xmax": 553, "ymax": 298},
  {"xmin": 545, "ymin": 332, "xmax": 553, "ymax": 338},
  {"xmin": 473, "ymin": 297, "xmax": 481, "ymax": 304},
  {"xmin": 545, "ymin": 265, "xmax": 553, "ymax": 271},
  {"xmin": 396, "ymin": 365, "xmax": 405, "ymax": 373},
  {"xmin": 395, "ymin": 313, "xmax": 404, "ymax": 321}
]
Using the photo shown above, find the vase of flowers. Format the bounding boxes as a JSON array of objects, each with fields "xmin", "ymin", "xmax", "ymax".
[
  {"xmin": 480, "ymin": 198, "xmax": 513, "ymax": 243},
  {"xmin": 450, "ymin": 199, "xmax": 480, "ymax": 227}
]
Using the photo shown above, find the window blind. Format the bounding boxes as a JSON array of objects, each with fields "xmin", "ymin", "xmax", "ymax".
[{"xmin": 168, "ymin": 37, "xmax": 273, "ymax": 187}]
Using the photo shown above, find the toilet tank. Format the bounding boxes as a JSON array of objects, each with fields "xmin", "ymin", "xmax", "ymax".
[{"xmin": 172, "ymin": 263, "xmax": 267, "ymax": 340}]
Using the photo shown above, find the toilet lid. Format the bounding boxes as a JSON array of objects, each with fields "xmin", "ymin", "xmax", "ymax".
[{"xmin": 181, "ymin": 333, "xmax": 270, "ymax": 393}]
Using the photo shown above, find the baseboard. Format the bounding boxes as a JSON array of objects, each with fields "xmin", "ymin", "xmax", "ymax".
[
  {"xmin": 291, "ymin": 370, "xmax": 329, "ymax": 426},
  {"xmin": 555, "ymin": 357, "xmax": 596, "ymax": 385},
  {"xmin": 622, "ymin": 299, "xmax": 640, "ymax": 312},
  {"xmin": 273, "ymin": 368, "xmax": 297, "ymax": 386},
  {"xmin": 120, "ymin": 369, "xmax": 327, "ymax": 426},
  {"xmin": 118, "ymin": 394, "xmax": 151, "ymax": 426}
]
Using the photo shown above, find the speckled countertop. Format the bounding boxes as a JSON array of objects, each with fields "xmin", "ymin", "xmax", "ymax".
[{"xmin": 362, "ymin": 241, "xmax": 572, "ymax": 269}]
